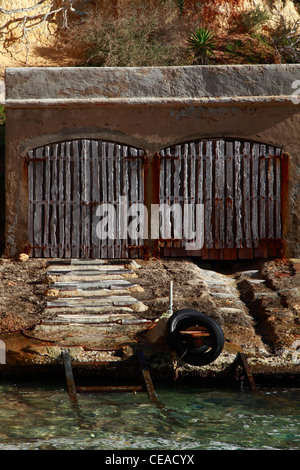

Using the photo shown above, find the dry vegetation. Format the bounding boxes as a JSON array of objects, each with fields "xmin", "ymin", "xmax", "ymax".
[
  {"xmin": 56, "ymin": 1, "xmax": 192, "ymax": 67},
  {"xmin": 56, "ymin": 1, "xmax": 300, "ymax": 67},
  {"xmin": 0, "ymin": 0, "xmax": 300, "ymax": 75}
]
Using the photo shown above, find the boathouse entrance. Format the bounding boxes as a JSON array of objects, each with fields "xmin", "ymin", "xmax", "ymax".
[
  {"xmin": 4, "ymin": 66, "xmax": 299, "ymax": 259},
  {"xmin": 27, "ymin": 138, "xmax": 286, "ymax": 260}
]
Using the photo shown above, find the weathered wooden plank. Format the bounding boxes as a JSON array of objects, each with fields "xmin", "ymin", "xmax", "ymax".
[
  {"xmin": 275, "ymin": 148, "xmax": 282, "ymax": 239},
  {"xmin": 50, "ymin": 144, "xmax": 58, "ymax": 257},
  {"xmin": 167, "ymin": 147, "xmax": 173, "ymax": 242},
  {"xmin": 189, "ymin": 142, "xmax": 196, "ymax": 246},
  {"xmin": 33, "ymin": 147, "xmax": 44, "ymax": 257},
  {"xmin": 64, "ymin": 142, "xmax": 71, "ymax": 258},
  {"xmin": 234, "ymin": 141, "xmax": 243, "ymax": 248},
  {"xmin": 43, "ymin": 145, "xmax": 51, "ymax": 257},
  {"xmin": 196, "ymin": 142, "xmax": 203, "ymax": 205},
  {"xmin": 204, "ymin": 141, "xmax": 213, "ymax": 249},
  {"xmin": 138, "ymin": 149, "xmax": 145, "ymax": 257},
  {"xmin": 242, "ymin": 142, "xmax": 252, "ymax": 248},
  {"xmin": 159, "ymin": 148, "xmax": 165, "ymax": 242},
  {"xmin": 58, "ymin": 142, "xmax": 65, "ymax": 258},
  {"xmin": 267, "ymin": 147, "xmax": 275, "ymax": 239},
  {"xmin": 225, "ymin": 141, "xmax": 234, "ymax": 248},
  {"xmin": 72, "ymin": 140, "xmax": 81, "ymax": 258},
  {"xmin": 162, "ymin": 148, "xmax": 172, "ymax": 240},
  {"xmin": 215, "ymin": 140, "xmax": 225, "ymax": 248},
  {"xmin": 166, "ymin": 148, "xmax": 171, "ymax": 205},
  {"xmin": 251, "ymin": 143, "xmax": 260, "ymax": 248},
  {"xmin": 81, "ymin": 139, "xmax": 90, "ymax": 258},
  {"xmin": 174, "ymin": 145, "xmax": 181, "ymax": 247},
  {"xmin": 130, "ymin": 147, "xmax": 139, "ymax": 258},
  {"xmin": 259, "ymin": 145, "xmax": 267, "ymax": 240},
  {"xmin": 159, "ymin": 149, "xmax": 166, "ymax": 242},
  {"xmin": 121, "ymin": 146, "xmax": 129, "ymax": 259},
  {"xmin": 28, "ymin": 150, "xmax": 35, "ymax": 256},
  {"xmin": 91, "ymin": 140, "xmax": 100, "ymax": 259},
  {"xmin": 107, "ymin": 143, "xmax": 115, "ymax": 259},
  {"xmin": 101, "ymin": 141, "xmax": 108, "ymax": 259},
  {"xmin": 114, "ymin": 144, "xmax": 122, "ymax": 259},
  {"xmin": 183, "ymin": 143, "xmax": 190, "ymax": 247}
]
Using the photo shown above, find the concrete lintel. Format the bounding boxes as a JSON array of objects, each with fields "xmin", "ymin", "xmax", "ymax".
[
  {"xmin": 5, "ymin": 64, "xmax": 300, "ymax": 104},
  {"xmin": 4, "ymin": 95, "xmax": 296, "ymax": 109}
]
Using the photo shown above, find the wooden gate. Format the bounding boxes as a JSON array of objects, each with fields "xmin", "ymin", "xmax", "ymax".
[
  {"xmin": 28, "ymin": 138, "xmax": 286, "ymax": 260},
  {"xmin": 28, "ymin": 140, "xmax": 145, "ymax": 258},
  {"xmin": 159, "ymin": 139, "xmax": 285, "ymax": 259}
]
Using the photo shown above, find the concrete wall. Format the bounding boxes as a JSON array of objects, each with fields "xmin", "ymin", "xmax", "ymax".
[{"xmin": 4, "ymin": 65, "xmax": 300, "ymax": 257}]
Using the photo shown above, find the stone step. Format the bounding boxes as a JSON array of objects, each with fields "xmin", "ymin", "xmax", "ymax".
[
  {"xmin": 218, "ymin": 307, "xmax": 246, "ymax": 314},
  {"xmin": 209, "ymin": 292, "xmax": 237, "ymax": 299},
  {"xmin": 44, "ymin": 306, "xmax": 135, "ymax": 315},
  {"xmin": 46, "ymin": 295, "xmax": 140, "ymax": 307},
  {"xmin": 52, "ymin": 280, "xmax": 138, "ymax": 290},
  {"xmin": 42, "ymin": 314, "xmax": 151, "ymax": 325},
  {"xmin": 29, "ymin": 323, "xmax": 145, "ymax": 348},
  {"xmin": 47, "ymin": 268, "xmax": 134, "ymax": 276},
  {"xmin": 55, "ymin": 286, "xmax": 144, "ymax": 297},
  {"xmin": 48, "ymin": 274, "xmax": 138, "ymax": 283}
]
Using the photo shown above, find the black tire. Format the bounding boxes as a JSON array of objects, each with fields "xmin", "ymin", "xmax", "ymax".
[{"xmin": 167, "ymin": 309, "xmax": 224, "ymax": 366}]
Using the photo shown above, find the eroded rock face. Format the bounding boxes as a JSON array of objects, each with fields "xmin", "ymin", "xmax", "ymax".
[{"xmin": 183, "ymin": 0, "xmax": 299, "ymax": 31}]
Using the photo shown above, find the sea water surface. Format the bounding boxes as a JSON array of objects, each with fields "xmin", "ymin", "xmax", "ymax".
[{"xmin": 0, "ymin": 380, "xmax": 299, "ymax": 450}]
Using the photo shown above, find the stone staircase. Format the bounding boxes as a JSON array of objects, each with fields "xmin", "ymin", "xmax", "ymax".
[{"xmin": 27, "ymin": 259, "xmax": 151, "ymax": 361}]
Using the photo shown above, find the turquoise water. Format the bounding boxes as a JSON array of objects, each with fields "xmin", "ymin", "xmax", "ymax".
[{"xmin": 0, "ymin": 381, "xmax": 299, "ymax": 450}]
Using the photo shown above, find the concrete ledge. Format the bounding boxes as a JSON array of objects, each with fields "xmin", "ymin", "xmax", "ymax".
[
  {"xmin": 5, "ymin": 65, "xmax": 300, "ymax": 104},
  {"xmin": 4, "ymin": 95, "xmax": 296, "ymax": 108}
]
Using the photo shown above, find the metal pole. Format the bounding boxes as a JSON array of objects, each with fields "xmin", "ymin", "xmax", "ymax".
[{"xmin": 169, "ymin": 281, "xmax": 173, "ymax": 315}]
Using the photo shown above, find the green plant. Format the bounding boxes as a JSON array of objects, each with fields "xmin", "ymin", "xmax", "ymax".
[
  {"xmin": 233, "ymin": 6, "xmax": 270, "ymax": 33},
  {"xmin": 271, "ymin": 19, "xmax": 300, "ymax": 63},
  {"xmin": 187, "ymin": 27, "xmax": 216, "ymax": 64},
  {"xmin": 0, "ymin": 106, "xmax": 5, "ymax": 126},
  {"xmin": 176, "ymin": 0, "xmax": 184, "ymax": 16}
]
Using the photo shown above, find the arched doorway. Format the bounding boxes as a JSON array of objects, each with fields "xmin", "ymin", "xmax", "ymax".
[
  {"xmin": 27, "ymin": 138, "xmax": 287, "ymax": 259},
  {"xmin": 158, "ymin": 139, "xmax": 286, "ymax": 259},
  {"xmin": 28, "ymin": 139, "xmax": 145, "ymax": 258}
]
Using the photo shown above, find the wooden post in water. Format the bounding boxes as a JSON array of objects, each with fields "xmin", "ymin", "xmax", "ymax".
[
  {"xmin": 136, "ymin": 349, "xmax": 158, "ymax": 402},
  {"xmin": 238, "ymin": 352, "xmax": 258, "ymax": 393},
  {"xmin": 61, "ymin": 349, "xmax": 79, "ymax": 406}
]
